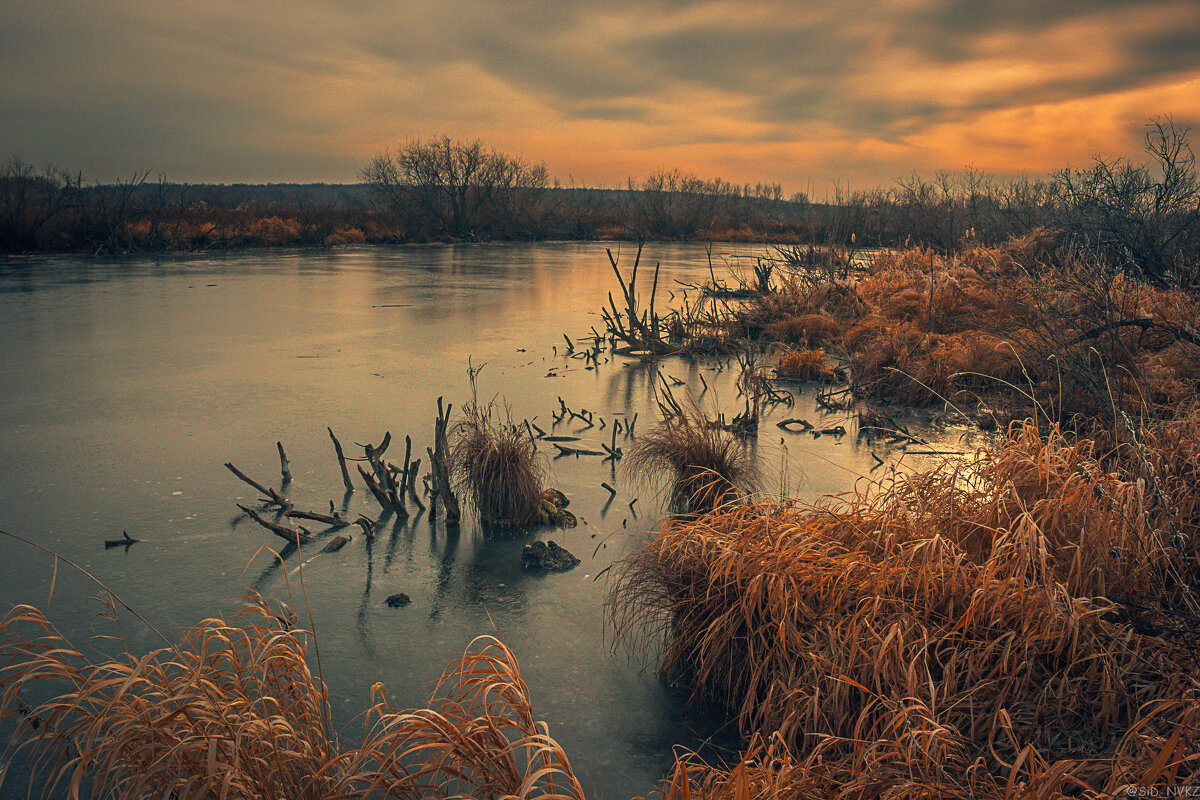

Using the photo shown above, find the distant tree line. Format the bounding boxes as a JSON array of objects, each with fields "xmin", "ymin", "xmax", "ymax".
[
  {"xmin": 358, "ymin": 137, "xmax": 805, "ymax": 241},
  {"xmin": 0, "ymin": 161, "xmax": 385, "ymax": 254},
  {"xmin": 792, "ymin": 118, "xmax": 1199, "ymax": 283},
  {"xmin": 5, "ymin": 118, "xmax": 1197, "ymax": 283}
]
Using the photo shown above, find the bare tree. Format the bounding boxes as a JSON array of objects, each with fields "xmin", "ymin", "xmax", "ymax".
[
  {"xmin": 77, "ymin": 169, "xmax": 151, "ymax": 253},
  {"xmin": 627, "ymin": 169, "xmax": 728, "ymax": 238},
  {"xmin": 0, "ymin": 158, "xmax": 79, "ymax": 252},
  {"xmin": 1053, "ymin": 116, "xmax": 1199, "ymax": 283},
  {"xmin": 361, "ymin": 137, "xmax": 548, "ymax": 239}
]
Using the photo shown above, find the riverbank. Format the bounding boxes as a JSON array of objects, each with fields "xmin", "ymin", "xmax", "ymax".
[{"xmin": 597, "ymin": 235, "xmax": 1200, "ymax": 796}]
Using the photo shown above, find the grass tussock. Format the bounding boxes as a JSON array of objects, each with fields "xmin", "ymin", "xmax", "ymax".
[
  {"xmin": 761, "ymin": 313, "xmax": 841, "ymax": 346},
  {"xmin": 613, "ymin": 415, "xmax": 1200, "ymax": 798},
  {"xmin": 626, "ymin": 409, "xmax": 757, "ymax": 514},
  {"xmin": 451, "ymin": 398, "xmax": 547, "ymax": 529},
  {"xmin": 773, "ymin": 345, "xmax": 833, "ymax": 381},
  {"xmin": 0, "ymin": 594, "xmax": 584, "ymax": 800}
]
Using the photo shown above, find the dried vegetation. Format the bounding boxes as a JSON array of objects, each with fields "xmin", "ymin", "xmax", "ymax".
[
  {"xmin": 730, "ymin": 234, "xmax": 1200, "ymax": 427},
  {"xmin": 0, "ymin": 594, "xmax": 585, "ymax": 799},
  {"xmin": 450, "ymin": 399, "xmax": 547, "ymax": 530},
  {"xmin": 626, "ymin": 409, "xmax": 757, "ymax": 514},
  {"xmin": 612, "ymin": 411, "xmax": 1200, "ymax": 798}
]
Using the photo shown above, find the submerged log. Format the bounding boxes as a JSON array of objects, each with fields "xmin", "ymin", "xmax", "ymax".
[
  {"xmin": 318, "ymin": 534, "xmax": 351, "ymax": 554},
  {"xmin": 104, "ymin": 531, "xmax": 141, "ymax": 548}
]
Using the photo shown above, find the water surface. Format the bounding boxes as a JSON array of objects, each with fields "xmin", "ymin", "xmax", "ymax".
[{"xmin": 0, "ymin": 243, "xmax": 970, "ymax": 797}]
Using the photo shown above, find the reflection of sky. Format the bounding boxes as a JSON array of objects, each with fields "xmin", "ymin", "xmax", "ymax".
[{"xmin": 0, "ymin": 243, "xmax": 975, "ymax": 798}]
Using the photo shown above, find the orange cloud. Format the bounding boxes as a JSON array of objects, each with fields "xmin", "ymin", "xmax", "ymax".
[{"xmin": 2, "ymin": 0, "xmax": 1198, "ymax": 189}]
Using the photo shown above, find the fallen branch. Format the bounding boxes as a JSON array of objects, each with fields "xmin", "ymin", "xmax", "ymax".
[
  {"xmin": 1063, "ymin": 318, "xmax": 1200, "ymax": 349},
  {"xmin": 285, "ymin": 508, "xmax": 349, "ymax": 529},
  {"xmin": 317, "ymin": 534, "xmax": 351, "ymax": 554},
  {"xmin": 237, "ymin": 504, "xmax": 311, "ymax": 544},
  {"xmin": 224, "ymin": 462, "xmax": 276, "ymax": 504},
  {"xmin": 553, "ymin": 443, "xmax": 605, "ymax": 457}
]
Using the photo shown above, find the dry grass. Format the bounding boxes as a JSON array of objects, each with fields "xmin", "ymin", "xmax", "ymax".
[
  {"xmin": 761, "ymin": 313, "xmax": 841, "ymax": 346},
  {"xmin": 773, "ymin": 345, "xmax": 833, "ymax": 381},
  {"xmin": 645, "ymin": 699, "xmax": 1200, "ymax": 800},
  {"xmin": 724, "ymin": 236, "xmax": 1200, "ymax": 421},
  {"xmin": 613, "ymin": 415, "xmax": 1200, "ymax": 798},
  {"xmin": 626, "ymin": 409, "xmax": 757, "ymax": 514},
  {"xmin": 0, "ymin": 593, "xmax": 584, "ymax": 800},
  {"xmin": 451, "ymin": 398, "xmax": 547, "ymax": 530}
]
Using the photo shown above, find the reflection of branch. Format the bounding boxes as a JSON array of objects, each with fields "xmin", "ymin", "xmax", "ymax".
[
  {"xmin": 249, "ymin": 542, "xmax": 298, "ymax": 592},
  {"xmin": 427, "ymin": 524, "xmax": 461, "ymax": 621},
  {"xmin": 355, "ymin": 533, "xmax": 378, "ymax": 660}
]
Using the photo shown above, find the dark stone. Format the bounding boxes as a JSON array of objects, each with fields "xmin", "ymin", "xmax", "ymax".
[
  {"xmin": 385, "ymin": 592, "xmax": 412, "ymax": 608},
  {"xmin": 521, "ymin": 540, "xmax": 580, "ymax": 572}
]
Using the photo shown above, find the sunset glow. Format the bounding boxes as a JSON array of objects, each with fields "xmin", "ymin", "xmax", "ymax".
[{"xmin": 3, "ymin": 0, "xmax": 1199, "ymax": 190}]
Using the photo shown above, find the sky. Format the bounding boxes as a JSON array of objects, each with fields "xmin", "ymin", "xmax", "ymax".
[{"xmin": 3, "ymin": 0, "xmax": 1199, "ymax": 193}]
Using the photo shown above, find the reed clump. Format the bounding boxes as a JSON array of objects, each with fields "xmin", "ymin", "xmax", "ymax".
[
  {"xmin": 0, "ymin": 594, "xmax": 584, "ymax": 799},
  {"xmin": 450, "ymin": 398, "xmax": 547, "ymax": 529},
  {"xmin": 613, "ymin": 416, "xmax": 1200, "ymax": 798},
  {"xmin": 626, "ymin": 410, "xmax": 757, "ymax": 514},
  {"xmin": 773, "ymin": 345, "xmax": 833, "ymax": 381},
  {"xmin": 761, "ymin": 313, "xmax": 841, "ymax": 345}
]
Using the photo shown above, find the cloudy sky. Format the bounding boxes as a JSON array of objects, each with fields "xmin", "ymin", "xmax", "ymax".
[{"xmin": 3, "ymin": 0, "xmax": 1199, "ymax": 192}]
